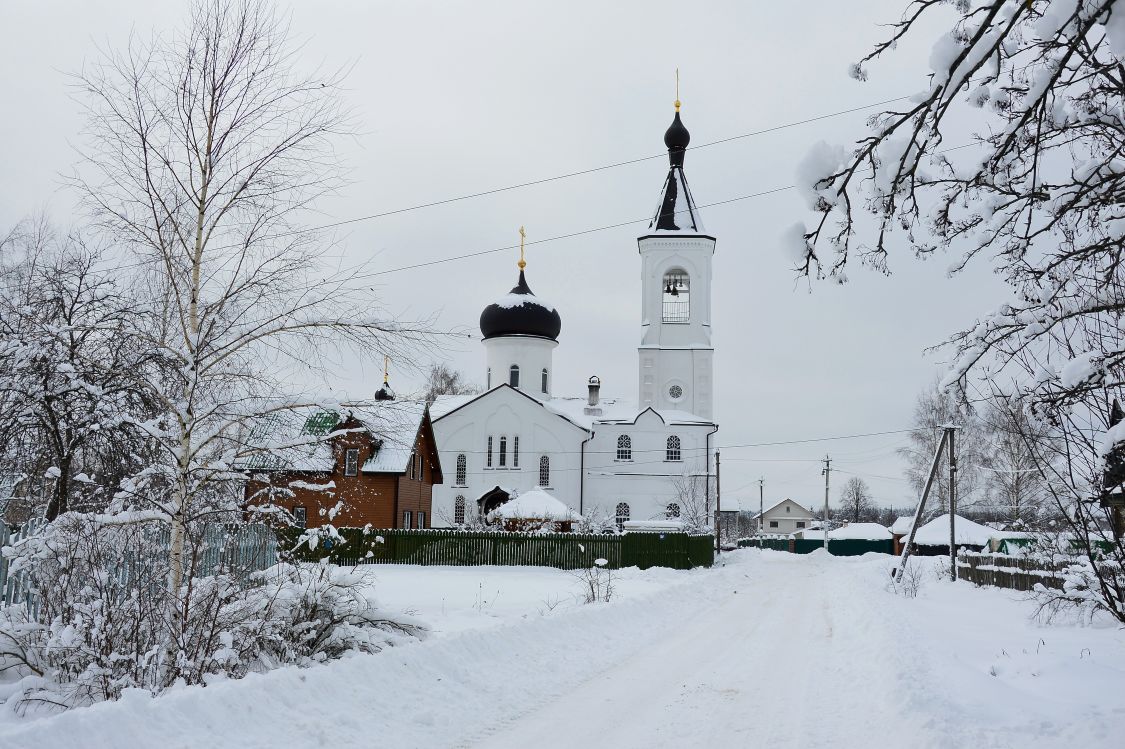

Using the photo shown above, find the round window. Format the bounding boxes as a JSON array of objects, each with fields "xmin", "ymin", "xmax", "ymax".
[{"xmin": 668, "ymin": 384, "xmax": 683, "ymax": 400}]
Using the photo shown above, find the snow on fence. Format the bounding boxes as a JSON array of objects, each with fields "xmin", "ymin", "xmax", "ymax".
[
  {"xmin": 956, "ymin": 551, "xmax": 1066, "ymax": 592},
  {"xmin": 281, "ymin": 528, "xmax": 715, "ymax": 571},
  {"xmin": 0, "ymin": 519, "xmax": 278, "ymax": 613}
]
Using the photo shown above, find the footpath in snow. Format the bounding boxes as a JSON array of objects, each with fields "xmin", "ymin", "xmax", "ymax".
[{"xmin": 1, "ymin": 550, "xmax": 1123, "ymax": 748}]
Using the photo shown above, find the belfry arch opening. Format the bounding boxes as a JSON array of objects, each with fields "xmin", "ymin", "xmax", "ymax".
[{"xmin": 662, "ymin": 269, "xmax": 689, "ymax": 323}]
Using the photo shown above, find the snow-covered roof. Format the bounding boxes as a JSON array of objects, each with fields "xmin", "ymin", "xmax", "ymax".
[
  {"xmin": 238, "ymin": 400, "xmax": 427, "ymax": 475},
  {"xmin": 431, "ymin": 386, "xmax": 716, "ymax": 430},
  {"xmin": 650, "ymin": 167, "xmax": 706, "ymax": 234},
  {"xmin": 829, "ymin": 523, "xmax": 892, "ymax": 540},
  {"xmin": 487, "ymin": 489, "xmax": 582, "ymax": 522},
  {"xmin": 623, "ymin": 519, "xmax": 684, "ymax": 532},
  {"xmin": 912, "ymin": 514, "xmax": 998, "ymax": 547},
  {"xmin": 890, "ymin": 516, "xmax": 915, "ymax": 535}
]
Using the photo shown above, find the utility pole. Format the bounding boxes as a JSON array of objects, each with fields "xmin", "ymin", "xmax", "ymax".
[
  {"xmin": 822, "ymin": 456, "xmax": 831, "ymax": 552},
  {"xmin": 714, "ymin": 451, "xmax": 721, "ymax": 557},
  {"xmin": 895, "ymin": 425, "xmax": 958, "ymax": 584},
  {"xmin": 758, "ymin": 477, "xmax": 764, "ymax": 536},
  {"xmin": 948, "ymin": 427, "xmax": 958, "ymax": 582}
]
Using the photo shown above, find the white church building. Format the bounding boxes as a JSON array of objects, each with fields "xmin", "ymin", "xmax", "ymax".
[{"xmin": 431, "ymin": 103, "xmax": 719, "ymax": 529}]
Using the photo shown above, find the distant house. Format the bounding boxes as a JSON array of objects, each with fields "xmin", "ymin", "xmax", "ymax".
[
  {"xmin": 241, "ymin": 397, "xmax": 443, "ymax": 530},
  {"xmin": 754, "ymin": 498, "xmax": 815, "ymax": 535}
]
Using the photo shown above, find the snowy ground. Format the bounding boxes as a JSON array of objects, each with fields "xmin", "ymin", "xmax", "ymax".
[{"xmin": 1, "ymin": 551, "xmax": 1123, "ymax": 748}]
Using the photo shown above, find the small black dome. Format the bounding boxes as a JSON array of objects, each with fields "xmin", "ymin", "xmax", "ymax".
[
  {"xmin": 664, "ymin": 111, "xmax": 690, "ymax": 151},
  {"xmin": 480, "ymin": 270, "xmax": 562, "ymax": 342}
]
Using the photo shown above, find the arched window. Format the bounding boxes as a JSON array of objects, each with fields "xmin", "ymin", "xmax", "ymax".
[
  {"xmin": 539, "ymin": 455, "xmax": 550, "ymax": 486},
  {"xmin": 665, "ymin": 435, "xmax": 681, "ymax": 462},
  {"xmin": 455, "ymin": 454, "xmax": 467, "ymax": 485},
  {"xmin": 615, "ymin": 502, "xmax": 630, "ymax": 531},
  {"xmin": 662, "ymin": 269, "xmax": 690, "ymax": 323},
  {"xmin": 487, "ymin": 368, "xmax": 491, "ymax": 388},
  {"xmin": 499, "ymin": 436, "xmax": 508, "ymax": 467},
  {"xmin": 454, "ymin": 495, "xmax": 466, "ymax": 525},
  {"xmin": 509, "ymin": 365, "xmax": 520, "ymax": 388},
  {"xmin": 486, "ymin": 436, "xmax": 493, "ymax": 468},
  {"xmin": 616, "ymin": 434, "xmax": 632, "ymax": 461},
  {"xmin": 513, "ymin": 436, "xmax": 520, "ymax": 468},
  {"xmin": 541, "ymin": 368, "xmax": 549, "ymax": 393},
  {"xmin": 666, "ymin": 503, "xmax": 681, "ymax": 519}
]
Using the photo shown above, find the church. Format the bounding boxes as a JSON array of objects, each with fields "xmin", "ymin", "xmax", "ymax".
[{"xmin": 430, "ymin": 101, "xmax": 719, "ymax": 530}]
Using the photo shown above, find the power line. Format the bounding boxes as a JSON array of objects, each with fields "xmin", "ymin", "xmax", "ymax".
[{"xmin": 0, "ymin": 90, "xmax": 923, "ymax": 292}]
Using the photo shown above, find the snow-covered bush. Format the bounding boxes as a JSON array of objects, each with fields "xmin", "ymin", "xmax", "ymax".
[{"xmin": 0, "ymin": 516, "xmax": 423, "ymax": 716}]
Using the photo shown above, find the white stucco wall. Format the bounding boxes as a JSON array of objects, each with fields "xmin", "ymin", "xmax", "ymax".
[{"xmin": 431, "ymin": 387, "xmax": 586, "ymax": 526}]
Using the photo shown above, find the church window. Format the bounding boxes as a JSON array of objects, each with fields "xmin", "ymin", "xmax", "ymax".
[
  {"xmin": 666, "ymin": 435, "xmax": 681, "ymax": 462},
  {"xmin": 455, "ymin": 454, "xmax": 467, "ymax": 485},
  {"xmin": 499, "ymin": 436, "xmax": 508, "ymax": 467},
  {"xmin": 666, "ymin": 502, "xmax": 681, "ymax": 519},
  {"xmin": 454, "ymin": 496, "xmax": 466, "ymax": 525},
  {"xmin": 668, "ymin": 384, "xmax": 683, "ymax": 400},
  {"xmin": 513, "ymin": 436, "xmax": 520, "ymax": 468},
  {"xmin": 408, "ymin": 451, "xmax": 415, "ymax": 479},
  {"xmin": 662, "ymin": 269, "xmax": 690, "ymax": 323},
  {"xmin": 486, "ymin": 437, "xmax": 493, "ymax": 468},
  {"xmin": 616, "ymin": 435, "xmax": 632, "ymax": 461},
  {"xmin": 615, "ymin": 502, "xmax": 630, "ymax": 531},
  {"xmin": 487, "ymin": 368, "xmax": 491, "ymax": 388},
  {"xmin": 539, "ymin": 455, "xmax": 550, "ymax": 487},
  {"xmin": 509, "ymin": 365, "xmax": 520, "ymax": 388},
  {"xmin": 344, "ymin": 448, "xmax": 359, "ymax": 476},
  {"xmin": 541, "ymin": 368, "xmax": 549, "ymax": 393}
]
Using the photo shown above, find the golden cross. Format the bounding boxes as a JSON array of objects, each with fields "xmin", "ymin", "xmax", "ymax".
[
  {"xmin": 675, "ymin": 68, "xmax": 681, "ymax": 112},
  {"xmin": 518, "ymin": 225, "xmax": 527, "ymax": 270}
]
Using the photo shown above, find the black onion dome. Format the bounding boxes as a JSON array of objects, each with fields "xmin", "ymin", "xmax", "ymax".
[
  {"xmin": 664, "ymin": 110, "xmax": 691, "ymax": 154},
  {"xmin": 479, "ymin": 270, "xmax": 562, "ymax": 342}
]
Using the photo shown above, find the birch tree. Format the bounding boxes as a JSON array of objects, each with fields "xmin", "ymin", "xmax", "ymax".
[
  {"xmin": 70, "ymin": 0, "xmax": 428, "ymax": 684},
  {"xmin": 795, "ymin": 0, "xmax": 1125, "ymax": 620}
]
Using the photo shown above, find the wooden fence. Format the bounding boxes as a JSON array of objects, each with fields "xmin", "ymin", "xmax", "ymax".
[
  {"xmin": 956, "ymin": 551, "xmax": 1066, "ymax": 592},
  {"xmin": 281, "ymin": 528, "xmax": 714, "ymax": 571}
]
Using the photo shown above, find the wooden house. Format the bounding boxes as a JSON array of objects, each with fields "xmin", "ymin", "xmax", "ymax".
[{"xmin": 241, "ymin": 396, "xmax": 443, "ymax": 530}]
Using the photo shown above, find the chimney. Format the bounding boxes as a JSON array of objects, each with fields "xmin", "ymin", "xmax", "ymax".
[{"xmin": 584, "ymin": 375, "xmax": 602, "ymax": 416}]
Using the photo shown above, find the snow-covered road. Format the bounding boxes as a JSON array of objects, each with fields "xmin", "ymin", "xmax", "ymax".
[
  {"xmin": 2, "ymin": 550, "xmax": 1123, "ymax": 748},
  {"xmin": 473, "ymin": 551, "xmax": 912, "ymax": 748}
]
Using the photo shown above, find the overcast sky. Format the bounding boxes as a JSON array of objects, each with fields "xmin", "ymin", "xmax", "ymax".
[{"xmin": 0, "ymin": 0, "xmax": 1010, "ymax": 513}]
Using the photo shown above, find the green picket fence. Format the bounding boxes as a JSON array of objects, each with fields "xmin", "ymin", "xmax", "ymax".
[{"xmin": 279, "ymin": 528, "xmax": 714, "ymax": 571}]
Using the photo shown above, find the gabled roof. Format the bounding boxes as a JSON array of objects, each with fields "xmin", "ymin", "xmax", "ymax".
[
  {"xmin": 431, "ymin": 385, "xmax": 717, "ymax": 432},
  {"xmin": 432, "ymin": 384, "xmax": 592, "ymax": 435},
  {"xmin": 755, "ymin": 498, "xmax": 813, "ymax": 518},
  {"xmin": 239, "ymin": 400, "xmax": 438, "ymax": 478}
]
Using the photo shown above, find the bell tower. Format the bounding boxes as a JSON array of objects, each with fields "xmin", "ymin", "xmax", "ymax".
[{"xmin": 637, "ymin": 94, "xmax": 715, "ymax": 420}]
